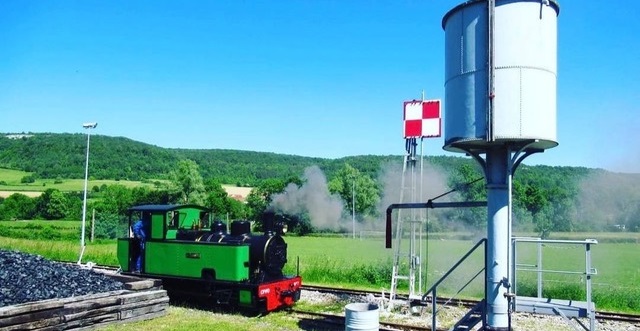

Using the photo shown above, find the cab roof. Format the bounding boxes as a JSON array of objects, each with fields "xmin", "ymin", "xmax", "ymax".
[{"xmin": 127, "ymin": 204, "xmax": 210, "ymax": 213}]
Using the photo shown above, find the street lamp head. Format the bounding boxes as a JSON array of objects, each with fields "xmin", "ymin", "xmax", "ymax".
[{"xmin": 82, "ymin": 122, "xmax": 98, "ymax": 129}]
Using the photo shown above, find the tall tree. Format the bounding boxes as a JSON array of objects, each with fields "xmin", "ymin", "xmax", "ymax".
[
  {"xmin": 96, "ymin": 184, "xmax": 133, "ymax": 216},
  {"xmin": 44, "ymin": 189, "xmax": 68, "ymax": 220},
  {"xmin": 328, "ymin": 163, "xmax": 379, "ymax": 218},
  {"xmin": 245, "ymin": 178, "xmax": 291, "ymax": 221},
  {"xmin": 36, "ymin": 188, "xmax": 73, "ymax": 220},
  {"xmin": 203, "ymin": 178, "xmax": 247, "ymax": 219},
  {"xmin": 0, "ymin": 193, "xmax": 36, "ymax": 220},
  {"xmin": 168, "ymin": 159, "xmax": 206, "ymax": 205}
]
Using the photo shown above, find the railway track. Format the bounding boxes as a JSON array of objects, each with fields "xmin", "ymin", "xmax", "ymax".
[
  {"xmin": 301, "ymin": 284, "xmax": 478, "ymax": 308},
  {"xmin": 301, "ymin": 284, "xmax": 640, "ymax": 325},
  {"xmin": 65, "ymin": 263, "xmax": 640, "ymax": 326},
  {"xmin": 595, "ymin": 311, "xmax": 640, "ymax": 324},
  {"xmin": 290, "ymin": 308, "xmax": 442, "ymax": 331}
]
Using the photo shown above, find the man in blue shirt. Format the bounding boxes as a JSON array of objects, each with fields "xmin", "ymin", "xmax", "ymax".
[{"xmin": 132, "ymin": 219, "xmax": 146, "ymax": 272}]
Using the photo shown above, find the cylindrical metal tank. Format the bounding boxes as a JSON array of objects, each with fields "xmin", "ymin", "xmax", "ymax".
[
  {"xmin": 344, "ymin": 303, "xmax": 379, "ymax": 331},
  {"xmin": 442, "ymin": 0, "xmax": 560, "ymax": 152}
]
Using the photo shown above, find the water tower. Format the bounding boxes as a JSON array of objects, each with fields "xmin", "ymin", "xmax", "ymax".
[{"xmin": 442, "ymin": 0, "xmax": 559, "ymax": 330}]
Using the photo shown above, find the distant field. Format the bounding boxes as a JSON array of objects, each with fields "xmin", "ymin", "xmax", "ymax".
[
  {"xmin": 221, "ymin": 185, "xmax": 253, "ymax": 200},
  {"xmin": 0, "ymin": 168, "xmax": 27, "ymax": 183},
  {"xmin": 0, "ymin": 191, "xmax": 42, "ymax": 198},
  {"xmin": 0, "ymin": 167, "xmax": 159, "ymax": 192},
  {"xmin": 0, "ymin": 168, "xmax": 253, "ymax": 199}
]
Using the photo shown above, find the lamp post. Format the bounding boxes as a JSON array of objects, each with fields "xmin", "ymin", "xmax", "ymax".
[
  {"xmin": 78, "ymin": 122, "xmax": 97, "ymax": 264},
  {"xmin": 352, "ymin": 179, "xmax": 355, "ymax": 239}
]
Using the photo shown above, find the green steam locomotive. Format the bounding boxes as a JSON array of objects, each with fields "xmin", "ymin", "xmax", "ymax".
[{"xmin": 117, "ymin": 204, "xmax": 301, "ymax": 312}]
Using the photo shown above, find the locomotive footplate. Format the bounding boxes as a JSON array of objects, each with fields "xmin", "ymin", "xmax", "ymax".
[{"xmin": 132, "ymin": 273, "xmax": 302, "ymax": 312}]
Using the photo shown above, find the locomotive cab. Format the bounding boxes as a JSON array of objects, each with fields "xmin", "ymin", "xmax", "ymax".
[{"xmin": 117, "ymin": 204, "xmax": 212, "ymax": 273}]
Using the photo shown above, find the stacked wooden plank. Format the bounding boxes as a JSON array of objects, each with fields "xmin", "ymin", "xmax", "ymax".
[{"xmin": 0, "ymin": 277, "xmax": 168, "ymax": 330}]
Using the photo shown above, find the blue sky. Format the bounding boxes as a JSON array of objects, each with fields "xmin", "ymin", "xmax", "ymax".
[{"xmin": 1, "ymin": 1, "xmax": 638, "ymax": 172}]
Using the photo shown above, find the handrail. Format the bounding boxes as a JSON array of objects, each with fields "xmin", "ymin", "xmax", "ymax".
[
  {"xmin": 436, "ymin": 267, "xmax": 485, "ymax": 311},
  {"xmin": 419, "ymin": 238, "xmax": 486, "ymax": 331},
  {"xmin": 385, "ymin": 201, "xmax": 487, "ymax": 248},
  {"xmin": 511, "ymin": 237, "xmax": 598, "ymax": 331},
  {"xmin": 421, "ymin": 238, "xmax": 487, "ymax": 301}
]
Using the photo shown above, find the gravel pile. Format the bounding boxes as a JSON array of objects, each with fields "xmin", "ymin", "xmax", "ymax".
[{"xmin": 0, "ymin": 249, "xmax": 124, "ymax": 307}]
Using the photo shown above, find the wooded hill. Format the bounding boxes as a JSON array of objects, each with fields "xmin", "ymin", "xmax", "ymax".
[
  {"xmin": 2, "ymin": 132, "xmax": 640, "ymax": 233},
  {"xmin": 0, "ymin": 133, "xmax": 463, "ymax": 185}
]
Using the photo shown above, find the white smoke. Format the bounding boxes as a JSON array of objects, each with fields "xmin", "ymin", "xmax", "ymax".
[
  {"xmin": 577, "ymin": 170, "xmax": 640, "ymax": 231},
  {"xmin": 377, "ymin": 160, "xmax": 452, "ymax": 215},
  {"xmin": 372, "ymin": 158, "xmax": 460, "ymax": 234},
  {"xmin": 269, "ymin": 166, "xmax": 345, "ymax": 231}
]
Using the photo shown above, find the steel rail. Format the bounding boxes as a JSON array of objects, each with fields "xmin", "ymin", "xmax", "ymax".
[
  {"xmin": 290, "ymin": 309, "xmax": 442, "ymax": 331},
  {"xmin": 300, "ymin": 285, "xmax": 640, "ymax": 324},
  {"xmin": 56, "ymin": 261, "xmax": 640, "ymax": 325}
]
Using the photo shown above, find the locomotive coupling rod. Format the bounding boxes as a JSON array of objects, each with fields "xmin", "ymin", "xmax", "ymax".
[{"xmin": 385, "ymin": 201, "xmax": 487, "ymax": 249}]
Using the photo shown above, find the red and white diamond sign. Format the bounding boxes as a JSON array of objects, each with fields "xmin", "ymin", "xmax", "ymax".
[{"xmin": 403, "ymin": 100, "xmax": 441, "ymax": 138}]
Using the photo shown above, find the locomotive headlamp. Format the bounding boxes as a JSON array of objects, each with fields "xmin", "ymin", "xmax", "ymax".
[{"xmin": 273, "ymin": 221, "xmax": 287, "ymax": 235}]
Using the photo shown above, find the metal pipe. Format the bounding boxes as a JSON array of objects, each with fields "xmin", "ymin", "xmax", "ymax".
[
  {"xmin": 385, "ymin": 201, "xmax": 487, "ymax": 248},
  {"xmin": 511, "ymin": 239, "xmax": 517, "ymax": 300},
  {"xmin": 487, "ymin": 0, "xmax": 496, "ymax": 142},
  {"xmin": 78, "ymin": 129, "xmax": 92, "ymax": 264},
  {"xmin": 513, "ymin": 238, "xmax": 598, "ymax": 245},
  {"xmin": 485, "ymin": 147, "xmax": 510, "ymax": 329},
  {"xmin": 431, "ymin": 288, "xmax": 437, "ymax": 331},
  {"xmin": 537, "ymin": 241, "xmax": 543, "ymax": 298},
  {"xmin": 586, "ymin": 243, "xmax": 594, "ymax": 331},
  {"xmin": 352, "ymin": 179, "xmax": 355, "ymax": 239}
]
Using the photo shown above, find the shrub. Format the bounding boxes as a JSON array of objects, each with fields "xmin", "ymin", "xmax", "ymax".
[
  {"xmin": 20, "ymin": 175, "xmax": 36, "ymax": 184},
  {"xmin": 93, "ymin": 213, "xmax": 128, "ymax": 239}
]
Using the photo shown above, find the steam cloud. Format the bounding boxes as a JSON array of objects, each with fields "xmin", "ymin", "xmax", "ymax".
[
  {"xmin": 268, "ymin": 160, "xmax": 458, "ymax": 233},
  {"xmin": 577, "ymin": 170, "xmax": 640, "ymax": 231},
  {"xmin": 269, "ymin": 166, "xmax": 345, "ymax": 230},
  {"xmin": 377, "ymin": 160, "xmax": 452, "ymax": 214}
]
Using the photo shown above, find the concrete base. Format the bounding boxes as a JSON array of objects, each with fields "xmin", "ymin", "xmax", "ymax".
[{"xmin": 515, "ymin": 296, "xmax": 594, "ymax": 318}]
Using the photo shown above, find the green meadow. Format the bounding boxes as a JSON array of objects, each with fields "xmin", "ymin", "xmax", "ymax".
[
  {"xmin": 0, "ymin": 220, "xmax": 639, "ymax": 313},
  {"xmin": 0, "ymin": 168, "xmax": 159, "ymax": 194}
]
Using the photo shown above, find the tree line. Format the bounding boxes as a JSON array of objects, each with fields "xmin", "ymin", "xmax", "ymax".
[{"xmin": 1, "ymin": 133, "xmax": 640, "ymax": 235}]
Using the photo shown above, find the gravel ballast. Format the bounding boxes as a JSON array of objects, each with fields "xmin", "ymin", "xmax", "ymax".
[
  {"xmin": 300, "ymin": 290, "xmax": 640, "ymax": 331},
  {"xmin": 0, "ymin": 249, "xmax": 124, "ymax": 307}
]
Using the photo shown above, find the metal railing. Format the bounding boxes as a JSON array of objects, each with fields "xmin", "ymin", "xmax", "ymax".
[
  {"xmin": 511, "ymin": 237, "xmax": 598, "ymax": 330},
  {"xmin": 420, "ymin": 238, "xmax": 487, "ymax": 331}
]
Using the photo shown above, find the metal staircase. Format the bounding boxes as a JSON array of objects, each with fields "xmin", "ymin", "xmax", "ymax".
[
  {"xmin": 408, "ymin": 238, "xmax": 487, "ymax": 331},
  {"xmin": 449, "ymin": 299, "xmax": 485, "ymax": 331}
]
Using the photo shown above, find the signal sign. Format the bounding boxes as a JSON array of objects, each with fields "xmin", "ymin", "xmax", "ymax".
[{"xmin": 403, "ymin": 100, "xmax": 441, "ymax": 138}]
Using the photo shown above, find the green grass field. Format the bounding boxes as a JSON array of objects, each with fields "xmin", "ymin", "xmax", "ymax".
[
  {"xmin": 0, "ymin": 167, "xmax": 160, "ymax": 193},
  {"xmin": 0, "ymin": 168, "xmax": 28, "ymax": 183},
  {"xmin": 1, "ymin": 220, "xmax": 638, "ymax": 313}
]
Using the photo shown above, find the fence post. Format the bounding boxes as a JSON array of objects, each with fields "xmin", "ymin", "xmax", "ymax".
[
  {"xmin": 537, "ymin": 240, "xmax": 542, "ymax": 298},
  {"xmin": 586, "ymin": 242, "xmax": 594, "ymax": 331}
]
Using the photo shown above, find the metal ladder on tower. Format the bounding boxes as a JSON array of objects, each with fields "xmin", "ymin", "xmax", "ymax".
[{"xmin": 388, "ymin": 138, "xmax": 424, "ymax": 309}]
